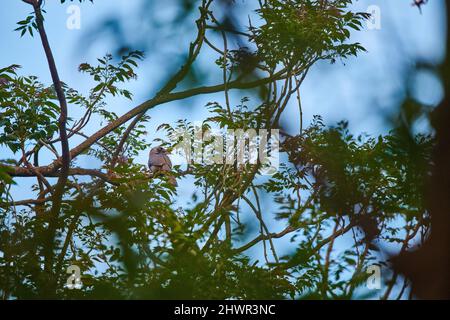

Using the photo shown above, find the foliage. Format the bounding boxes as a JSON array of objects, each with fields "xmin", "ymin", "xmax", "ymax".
[{"xmin": 0, "ymin": 0, "xmax": 433, "ymax": 300}]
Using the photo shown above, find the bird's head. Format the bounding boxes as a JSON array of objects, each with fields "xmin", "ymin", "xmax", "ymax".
[{"xmin": 150, "ymin": 146, "xmax": 169, "ymax": 155}]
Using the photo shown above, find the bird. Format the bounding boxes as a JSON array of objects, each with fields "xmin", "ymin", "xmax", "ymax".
[
  {"xmin": 0, "ymin": 78, "xmax": 8, "ymax": 87},
  {"xmin": 148, "ymin": 146, "xmax": 177, "ymax": 186}
]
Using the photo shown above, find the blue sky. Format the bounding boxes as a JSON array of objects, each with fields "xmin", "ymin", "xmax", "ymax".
[
  {"xmin": 0, "ymin": 0, "xmax": 447, "ymax": 298},
  {"xmin": 2, "ymin": 0, "xmax": 445, "ymax": 150}
]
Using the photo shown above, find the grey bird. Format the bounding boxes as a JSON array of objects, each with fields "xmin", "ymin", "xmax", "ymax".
[{"xmin": 148, "ymin": 146, "xmax": 177, "ymax": 186}]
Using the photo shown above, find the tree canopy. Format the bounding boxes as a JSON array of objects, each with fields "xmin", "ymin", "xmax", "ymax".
[{"xmin": 0, "ymin": 0, "xmax": 441, "ymax": 299}]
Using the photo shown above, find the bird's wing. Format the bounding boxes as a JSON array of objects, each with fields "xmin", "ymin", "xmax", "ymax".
[
  {"xmin": 149, "ymin": 153, "xmax": 164, "ymax": 169},
  {"xmin": 161, "ymin": 153, "xmax": 172, "ymax": 171},
  {"xmin": 148, "ymin": 156, "xmax": 153, "ymax": 169},
  {"xmin": 149, "ymin": 153, "xmax": 172, "ymax": 171}
]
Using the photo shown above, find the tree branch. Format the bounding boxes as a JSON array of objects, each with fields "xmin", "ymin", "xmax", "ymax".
[{"xmin": 30, "ymin": 1, "xmax": 71, "ymax": 288}]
